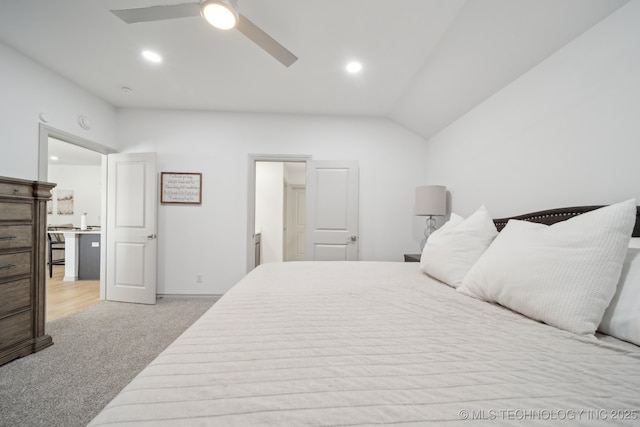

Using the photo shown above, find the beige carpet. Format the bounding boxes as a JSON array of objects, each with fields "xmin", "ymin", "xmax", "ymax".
[{"xmin": 0, "ymin": 295, "xmax": 219, "ymax": 427}]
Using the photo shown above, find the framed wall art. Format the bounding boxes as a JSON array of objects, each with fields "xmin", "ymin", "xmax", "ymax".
[
  {"xmin": 161, "ymin": 172, "xmax": 202, "ymax": 204},
  {"xmin": 56, "ymin": 189, "xmax": 74, "ymax": 215}
]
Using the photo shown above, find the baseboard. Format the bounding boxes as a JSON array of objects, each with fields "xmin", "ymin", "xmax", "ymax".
[{"xmin": 157, "ymin": 294, "xmax": 223, "ymax": 299}]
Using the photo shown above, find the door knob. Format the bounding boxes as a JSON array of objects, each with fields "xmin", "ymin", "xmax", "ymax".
[
  {"xmin": 147, "ymin": 234, "xmax": 157, "ymax": 240},
  {"xmin": 350, "ymin": 235, "xmax": 357, "ymax": 242}
]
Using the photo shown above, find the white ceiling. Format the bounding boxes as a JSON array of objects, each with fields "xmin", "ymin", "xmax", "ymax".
[{"xmin": 0, "ymin": 0, "xmax": 629, "ymax": 140}]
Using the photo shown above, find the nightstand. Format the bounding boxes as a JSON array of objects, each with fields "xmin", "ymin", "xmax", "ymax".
[{"xmin": 404, "ymin": 254, "xmax": 421, "ymax": 262}]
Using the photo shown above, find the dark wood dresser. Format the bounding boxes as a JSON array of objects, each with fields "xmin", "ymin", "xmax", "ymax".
[{"xmin": 0, "ymin": 176, "xmax": 55, "ymax": 366}]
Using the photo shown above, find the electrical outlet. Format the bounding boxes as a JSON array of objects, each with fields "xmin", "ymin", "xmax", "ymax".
[{"xmin": 196, "ymin": 274, "xmax": 203, "ymax": 283}]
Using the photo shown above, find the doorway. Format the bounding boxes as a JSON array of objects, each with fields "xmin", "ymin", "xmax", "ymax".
[
  {"xmin": 254, "ymin": 161, "xmax": 307, "ymax": 266},
  {"xmin": 38, "ymin": 124, "xmax": 116, "ymax": 319},
  {"xmin": 46, "ymin": 137, "xmax": 103, "ymax": 320},
  {"xmin": 247, "ymin": 154, "xmax": 311, "ymax": 271},
  {"xmin": 247, "ymin": 155, "xmax": 360, "ymax": 270}
]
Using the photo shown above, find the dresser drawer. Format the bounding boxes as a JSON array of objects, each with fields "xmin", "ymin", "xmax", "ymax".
[
  {"xmin": 0, "ymin": 225, "xmax": 32, "ymax": 250},
  {"xmin": 0, "ymin": 278, "xmax": 31, "ymax": 315},
  {"xmin": 0, "ymin": 252, "xmax": 31, "ymax": 279},
  {"xmin": 0, "ymin": 201, "xmax": 32, "ymax": 221},
  {"xmin": 0, "ymin": 310, "xmax": 32, "ymax": 349},
  {"xmin": 0, "ymin": 181, "xmax": 32, "ymax": 198}
]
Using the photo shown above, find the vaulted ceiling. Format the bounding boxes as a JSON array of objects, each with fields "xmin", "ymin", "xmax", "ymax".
[{"xmin": 0, "ymin": 0, "xmax": 629, "ymax": 139}]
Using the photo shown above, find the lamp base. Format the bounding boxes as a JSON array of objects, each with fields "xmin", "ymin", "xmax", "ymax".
[{"xmin": 420, "ymin": 216, "xmax": 437, "ymax": 251}]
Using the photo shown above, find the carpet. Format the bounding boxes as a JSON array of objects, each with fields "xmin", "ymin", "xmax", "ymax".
[{"xmin": 0, "ymin": 296, "xmax": 219, "ymax": 427}]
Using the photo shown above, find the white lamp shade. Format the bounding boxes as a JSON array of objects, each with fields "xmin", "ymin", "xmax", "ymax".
[{"xmin": 415, "ymin": 185, "xmax": 446, "ymax": 216}]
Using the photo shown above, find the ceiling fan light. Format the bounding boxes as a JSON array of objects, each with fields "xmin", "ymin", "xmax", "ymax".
[{"xmin": 201, "ymin": 0, "xmax": 239, "ymax": 30}]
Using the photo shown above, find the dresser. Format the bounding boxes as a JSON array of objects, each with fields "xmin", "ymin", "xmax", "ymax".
[{"xmin": 0, "ymin": 176, "xmax": 55, "ymax": 366}]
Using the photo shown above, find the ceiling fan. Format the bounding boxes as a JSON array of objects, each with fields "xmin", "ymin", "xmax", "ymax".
[{"xmin": 110, "ymin": 0, "xmax": 298, "ymax": 67}]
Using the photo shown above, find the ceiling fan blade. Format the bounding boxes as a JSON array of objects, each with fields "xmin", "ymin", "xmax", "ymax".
[
  {"xmin": 237, "ymin": 14, "xmax": 298, "ymax": 67},
  {"xmin": 111, "ymin": 3, "xmax": 201, "ymax": 24}
]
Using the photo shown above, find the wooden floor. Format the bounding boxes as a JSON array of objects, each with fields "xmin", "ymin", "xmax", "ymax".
[{"xmin": 46, "ymin": 265, "xmax": 100, "ymax": 322}]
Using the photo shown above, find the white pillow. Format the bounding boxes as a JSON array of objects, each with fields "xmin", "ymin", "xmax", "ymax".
[
  {"xmin": 420, "ymin": 205, "xmax": 498, "ymax": 288},
  {"xmin": 458, "ymin": 199, "xmax": 636, "ymax": 336},
  {"xmin": 598, "ymin": 248, "xmax": 640, "ymax": 346}
]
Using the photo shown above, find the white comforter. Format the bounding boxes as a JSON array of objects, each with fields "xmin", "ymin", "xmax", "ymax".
[{"xmin": 89, "ymin": 262, "xmax": 640, "ymax": 426}]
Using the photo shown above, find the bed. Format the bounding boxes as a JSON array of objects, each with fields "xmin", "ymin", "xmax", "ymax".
[{"xmin": 89, "ymin": 202, "xmax": 640, "ymax": 426}]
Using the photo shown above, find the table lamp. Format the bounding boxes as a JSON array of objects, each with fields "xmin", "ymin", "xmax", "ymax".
[{"xmin": 415, "ymin": 185, "xmax": 446, "ymax": 250}]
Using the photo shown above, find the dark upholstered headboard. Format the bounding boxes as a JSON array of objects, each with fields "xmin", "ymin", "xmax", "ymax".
[{"xmin": 493, "ymin": 205, "xmax": 640, "ymax": 238}]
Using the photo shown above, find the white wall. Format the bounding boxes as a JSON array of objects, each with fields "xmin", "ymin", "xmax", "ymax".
[
  {"xmin": 255, "ymin": 162, "xmax": 284, "ymax": 264},
  {"xmin": 116, "ymin": 109, "xmax": 429, "ymax": 294},
  {"xmin": 424, "ymin": 1, "xmax": 640, "ymax": 218},
  {"xmin": 47, "ymin": 165, "xmax": 102, "ymax": 228},
  {"xmin": 5, "ymin": 2, "xmax": 638, "ymax": 298},
  {"xmin": 0, "ymin": 41, "xmax": 117, "ymax": 181},
  {"xmin": 0, "ymin": 37, "xmax": 429, "ymax": 297}
]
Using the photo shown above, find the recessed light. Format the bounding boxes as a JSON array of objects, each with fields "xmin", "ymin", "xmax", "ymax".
[
  {"xmin": 142, "ymin": 50, "xmax": 162, "ymax": 63},
  {"xmin": 346, "ymin": 61, "xmax": 362, "ymax": 74},
  {"xmin": 50, "ymin": 156, "xmax": 59, "ymax": 161}
]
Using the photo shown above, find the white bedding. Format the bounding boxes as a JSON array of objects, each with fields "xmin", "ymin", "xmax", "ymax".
[{"xmin": 89, "ymin": 262, "xmax": 640, "ymax": 426}]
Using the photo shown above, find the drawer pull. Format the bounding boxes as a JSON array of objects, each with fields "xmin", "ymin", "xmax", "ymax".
[
  {"xmin": 0, "ymin": 263, "xmax": 16, "ymax": 270},
  {"xmin": 0, "ymin": 235, "xmax": 18, "ymax": 240}
]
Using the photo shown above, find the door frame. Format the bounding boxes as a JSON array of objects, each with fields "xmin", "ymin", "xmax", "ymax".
[
  {"xmin": 38, "ymin": 124, "xmax": 117, "ymax": 299},
  {"xmin": 247, "ymin": 154, "xmax": 311, "ymax": 272}
]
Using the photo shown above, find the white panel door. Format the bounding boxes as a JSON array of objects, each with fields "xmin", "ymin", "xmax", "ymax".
[
  {"xmin": 106, "ymin": 153, "xmax": 157, "ymax": 304},
  {"xmin": 305, "ymin": 160, "xmax": 359, "ymax": 261},
  {"xmin": 285, "ymin": 185, "xmax": 306, "ymax": 261}
]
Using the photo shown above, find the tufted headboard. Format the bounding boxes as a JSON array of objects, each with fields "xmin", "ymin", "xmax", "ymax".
[{"xmin": 493, "ymin": 205, "xmax": 640, "ymax": 238}]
